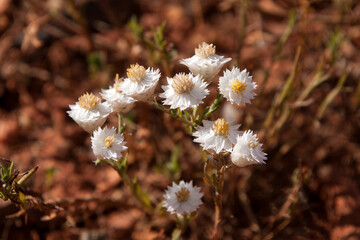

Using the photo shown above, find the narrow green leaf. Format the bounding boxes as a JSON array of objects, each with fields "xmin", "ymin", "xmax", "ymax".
[{"xmin": 19, "ymin": 191, "xmax": 27, "ymax": 208}]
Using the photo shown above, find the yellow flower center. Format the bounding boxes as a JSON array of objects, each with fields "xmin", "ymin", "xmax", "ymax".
[
  {"xmin": 171, "ymin": 73, "xmax": 195, "ymax": 94},
  {"xmin": 127, "ymin": 63, "xmax": 146, "ymax": 82},
  {"xmin": 176, "ymin": 187, "xmax": 190, "ymax": 202},
  {"xmin": 78, "ymin": 92, "xmax": 99, "ymax": 110},
  {"xmin": 212, "ymin": 118, "xmax": 230, "ymax": 136},
  {"xmin": 104, "ymin": 135, "xmax": 115, "ymax": 148},
  {"xmin": 114, "ymin": 74, "xmax": 123, "ymax": 93},
  {"xmin": 231, "ymin": 79, "xmax": 247, "ymax": 94},
  {"xmin": 248, "ymin": 141, "xmax": 258, "ymax": 148},
  {"xmin": 195, "ymin": 42, "xmax": 216, "ymax": 58}
]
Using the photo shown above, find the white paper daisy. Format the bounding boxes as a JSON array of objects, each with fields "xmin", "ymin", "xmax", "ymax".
[
  {"xmin": 118, "ymin": 63, "xmax": 160, "ymax": 101},
  {"xmin": 163, "ymin": 180, "xmax": 203, "ymax": 215},
  {"xmin": 192, "ymin": 118, "xmax": 242, "ymax": 154},
  {"xmin": 159, "ymin": 73, "xmax": 209, "ymax": 111},
  {"xmin": 180, "ymin": 42, "xmax": 231, "ymax": 82},
  {"xmin": 67, "ymin": 92, "xmax": 112, "ymax": 133},
  {"xmin": 91, "ymin": 126, "xmax": 127, "ymax": 160},
  {"xmin": 101, "ymin": 78, "xmax": 136, "ymax": 113},
  {"xmin": 231, "ymin": 130, "xmax": 267, "ymax": 167},
  {"xmin": 219, "ymin": 67, "xmax": 257, "ymax": 105}
]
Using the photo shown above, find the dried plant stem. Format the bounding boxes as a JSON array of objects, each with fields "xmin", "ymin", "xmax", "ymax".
[
  {"xmin": 212, "ymin": 191, "xmax": 223, "ymax": 240},
  {"xmin": 160, "ymin": 51, "xmax": 172, "ymax": 78},
  {"xmin": 17, "ymin": 166, "xmax": 39, "ymax": 186},
  {"xmin": 237, "ymin": 0, "xmax": 248, "ymax": 65},
  {"xmin": 205, "ymin": 156, "xmax": 227, "ymax": 240},
  {"xmin": 239, "ymin": 189, "xmax": 261, "ymax": 237},
  {"xmin": 259, "ymin": 10, "xmax": 296, "ymax": 95}
]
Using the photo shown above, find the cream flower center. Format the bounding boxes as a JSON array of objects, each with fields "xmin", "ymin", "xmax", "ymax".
[
  {"xmin": 195, "ymin": 42, "xmax": 216, "ymax": 58},
  {"xmin": 212, "ymin": 118, "xmax": 230, "ymax": 136},
  {"xmin": 171, "ymin": 73, "xmax": 194, "ymax": 94},
  {"xmin": 104, "ymin": 135, "xmax": 115, "ymax": 148},
  {"xmin": 176, "ymin": 187, "xmax": 190, "ymax": 202},
  {"xmin": 248, "ymin": 141, "xmax": 258, "ymax": 148},
  {"xmin": 127, "ymin": 63, "xmax": 146, "ymax": 82},
  {"xmin": 78, "ymin": 93, "xmax": 99, "ymax": 110},
  {"xmin": 231, "ymin": 79, "xmax": 247, "ymax": 94}
]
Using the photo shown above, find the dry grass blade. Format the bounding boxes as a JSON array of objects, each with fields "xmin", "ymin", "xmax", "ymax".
[
  {"xmin": 263, "ymin": 46, "xmax": 301, "ymax": 131},
  {"xmin": 296, "ymin": 59, "xmax": 330, "ymax": 104},
  {"xmin": 316, "ymin": 68, "xmax": 349, "ymax": 119},
  {"xmin": 260, "ymin": 9, "xmax": 297, "ymax": 94},
  {"xmin": 236, "ymin": 0, "xmax": 248, "ymax": 65},
  {"xmin": 355, "ymin": 78, "xmax": 360, "ymax": 107}
]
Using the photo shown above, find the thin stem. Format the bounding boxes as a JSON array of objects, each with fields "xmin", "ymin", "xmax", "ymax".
[
  {"xmin": 117, "ymin": 113, "xmax": 125, "ymax": 134},
  {"xmin": 171, "ymin": 213, "xmax": 195, "ymax": 240},
  {"xmin": 160, "ymin": 51, "xmax": 172, "ymax": 77},
  {"xmin": 102, "ymin": 159, "xmax": 153, "ymax": 214},
  {"xmin": 153, "ymin": 97, "xmax": 195, "ymax": 127},
  {"xmin": 237, "ymin": 0, "xmax": 248, "ymax": 65},
  {"xmin": 238, "ymin": 189, "xmax": 260, "ymax": 235},
  {"xmin": 204, "ymin": 155, "xmax": 227, "ymax": 240},
  {"xmin": 17, "ymin": 166, "xmax": 38, "ymax": 186},
  {"xmin": 198, "ymin": 93, "xmax": 223, "ymax": 124},
  {"xmin": 212, "ymin": 192, "xmax": 223, "ymax": 240}
]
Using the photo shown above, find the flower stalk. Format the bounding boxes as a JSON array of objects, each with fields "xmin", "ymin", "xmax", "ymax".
[
  {"xmin": 203, "ymin": 155, "xmax": 228, "ymax": 240},
  {"xmin": 100, "ymin": 158, "xmax": 153, "ymax": 214},
  {"xmin": 117, "ymin": 113, "xmax": 125, "ymax": 134},
  {"xmin": 171, "ymin": 213, "xmax": 195, "ymax": 240},
  {"xmin": 153, "ymin": 93, "xmax": 223, "ymax": 133}
]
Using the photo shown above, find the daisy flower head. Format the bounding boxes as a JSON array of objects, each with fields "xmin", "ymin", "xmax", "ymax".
[
  {"xmin": 192, "ymin": 118, "xmax": 242, "ymax": 154},
  {"xmin": 101, "ymin": 77, "xmax": 137, "ymax": 113},
  {"xmin": 91, "ymin": 126, "xmax": 127, "ymax": 161},
  {"xmin": 67, "ymin": 92, "xmax": 112, "ymax": 133},
  {"xmin": 163, "ymin": 180, "xmax": 203, "ymax": 215},
  {"xmin": 119, "ymin": 63, "xmax": 161, "ymax": 101},
  {"xmin": 180, "ymin": 42, "xmax": 231, "ymax": 82},
  {"xmin": 159, "ymin": 72, "xmax": 209, "ymax": 110},
  {"xmin": 219, "ymin": 67, "xmax": 257, "ymax": 105},
  {"xmin": 231, "ymin": 130, "xmax": 267, "ymax": 167}
]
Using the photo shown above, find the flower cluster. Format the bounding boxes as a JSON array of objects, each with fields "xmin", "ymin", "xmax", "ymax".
[
  {"xmin": 192, "ymin": 118, "xmax": 267, "ymax": 166},
  {"xmin": 67, "ymin": 42, "xmax": 267, "ymax": 220},
  {"xmin": 173, "ymin": 42, "xmax": 266, "ymax": 167},
  {"xmin": 67, "ymin": 64, "xmax": 161, "ymax": 161},
  {"xmin": 160, "ymin": 42, "xmax": 267, "ymax": 216}
]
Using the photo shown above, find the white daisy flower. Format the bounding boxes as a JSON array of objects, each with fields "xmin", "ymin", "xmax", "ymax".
[
  {"xmin": 91, "ymin": 126, "xmax": 127, "ymax": 160},
  {"xmin": 231, "ymin": 130, "xmax": 267, "ymax": 167},
  {"xmin": 180, "ymin": 42, "xmax": 231, "ymax": 82},
  {"xmin": 101, "ymin": 78, "xmax": 136, "ymax": 113},
  {"xmin": 119, "ymin": 63, "xmax": 161, "ymax": 101},
  {"xmin": 219, "ymin": 67, "xmax": 257, "ymax": 105},
  {"xmin": 192, "ymin": 118, "xmax": 242, "ymax": 154},
  {"xmin": 67, "ymin": 92, "xmax": 112, "ymax": 133},
  {"xmin": 159, "ymin": 73, "xmax": 209, "ymax": 111},
  {"xmin": 163, "ymin": 180, "xmax": 203, "ymax": 215}
]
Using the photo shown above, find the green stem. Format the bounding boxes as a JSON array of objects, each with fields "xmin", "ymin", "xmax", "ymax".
[
  {"xmin": 103, "ymin": 159, "xmax": 153, "ymax": 214},
  {"xmin": 117, "ymin": 113, "xmax": 125, "ymax": 134},
  {"xmin": 153, "ymin": 97, "xmax": 195, "ymax": 128},
  {"xmin": 171, "ymin": 214, "xmax": 194, "ymax": 240},
  {"xmin": 198, "ymin": 93, "xmax": 223, "ymax": 124}
]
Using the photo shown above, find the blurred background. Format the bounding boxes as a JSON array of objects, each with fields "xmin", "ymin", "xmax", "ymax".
[{"xmin": 0, "ymin": 0, "xmax": 359, "ymax": 239}]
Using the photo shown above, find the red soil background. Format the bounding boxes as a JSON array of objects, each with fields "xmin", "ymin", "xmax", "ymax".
[{"xmin": 0, "ymin": 0, "xmax": 359, "ymax": 239}]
